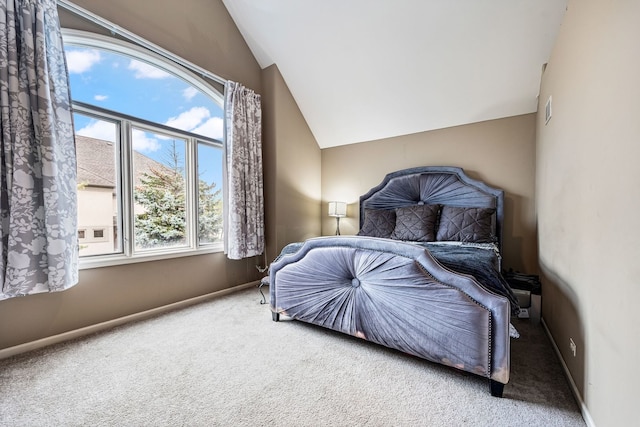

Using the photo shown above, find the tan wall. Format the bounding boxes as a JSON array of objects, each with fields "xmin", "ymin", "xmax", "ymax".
[
  {"xmin": 322, "ymin": 114, "xmax": 537, "ymax": 273},
  {"xmin": 0, "ymin": 0, "xmax": 265, "ymax": 352},
  {"xmin": 536, "ymin": 1, "xmax": 640, "ymax": 425},
  {"xmin": 261, "ymin": 65, "xmax": 322, "ymax": 262}
]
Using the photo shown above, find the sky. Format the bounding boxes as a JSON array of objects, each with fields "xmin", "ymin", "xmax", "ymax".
[{"xmin": 65, "ymin": 45, "xmax": 224, "ymax": 186}]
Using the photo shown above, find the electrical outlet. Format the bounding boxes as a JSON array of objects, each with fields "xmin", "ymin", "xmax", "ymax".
[{"xmin": 569, "ymin": 338, "xmax": 577, "ymax": 357}]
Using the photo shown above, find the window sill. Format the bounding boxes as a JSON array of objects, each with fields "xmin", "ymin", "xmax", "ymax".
[{"xmin": 79, "ymin": 243, "xmax": 224, "ymax": 270}]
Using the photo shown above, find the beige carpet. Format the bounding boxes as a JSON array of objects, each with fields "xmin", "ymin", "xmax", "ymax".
[{"xmin": 0, "ymin": 287, "xmax": 585, "ymax": 426}]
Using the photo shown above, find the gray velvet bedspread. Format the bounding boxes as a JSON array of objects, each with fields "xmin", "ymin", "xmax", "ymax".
[
  {"xmin": 275, "ymin": 239, "xmax": 520, "ymax": 315},
  {"xmin": 417, "ymin": 243, "xmax": 520, "ymax": 315},
  {"xmin": 269, "ymin": 236, "xmax": 512, "ymax": 385}
]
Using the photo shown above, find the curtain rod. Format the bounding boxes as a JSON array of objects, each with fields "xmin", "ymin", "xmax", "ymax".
[{"xmin": 57, "ymin": 0, "xmax": 227, "ymax": 86}]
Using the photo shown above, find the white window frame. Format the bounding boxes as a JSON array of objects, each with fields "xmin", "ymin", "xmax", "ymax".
[{"xmin": 64, "ymin": 30, "xmax": 226, "ymax": 269}]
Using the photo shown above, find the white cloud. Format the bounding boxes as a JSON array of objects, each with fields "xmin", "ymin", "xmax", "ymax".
[
  {"xmin": 77, "ymin": 121, "xmax": 160, "ymax": 152},
  {"xmin": 76, "ymin": 120, "xmax": 116, "ymax": 142},
  {"xmin": 132, "ymin": 129, "xmax": 161, "ymax": 152},
  {"xmin": 94, "ymin": 94, "xmax": 108, "ymax": 101},
  {"xmin": 165, "ymin": 107, "xmax": 211, "ymax": 131},
  {"xmin": 66, "ymin": 49, "xmax": 101, "ymax": 74},
  {"xmin": 128, "ymin": 60, "xmax": 171, "ymax": 79},
  {"xmin": 192, "ymin": 117, "xmax": 224, "ymax": 140},
  {"xmin": 164, "ymin": 107, "xmax": 223, "ymax": 139},
  {"xmin": 183, "ymin": 87, "xmax": 198, "ymax": 101}
]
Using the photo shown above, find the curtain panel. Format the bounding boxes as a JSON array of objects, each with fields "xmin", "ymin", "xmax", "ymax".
[
  {"xmin": 223, "ymin": 81, "xmax": 264, "ymax": 260},
  {"xmin": 0, "ymin": 0, "xmax": 78, "ymax": 299}
]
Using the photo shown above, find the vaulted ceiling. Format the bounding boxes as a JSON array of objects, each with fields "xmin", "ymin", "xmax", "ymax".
[{"xmin": 222, "ymin": 0, "xmax": 567, "ymax": 148}]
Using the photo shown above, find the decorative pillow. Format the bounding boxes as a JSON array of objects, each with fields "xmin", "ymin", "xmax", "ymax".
[
  {"xmin": 357, "ymin": 208, "xmax": 396, "ymax": 238},
  {"xmin": 436, "ymin": 206, "xmax": 495, "ymax": 243},
  {"xmin": 390, "ymin": 204, "xmax": 440, "ymax": 242}
]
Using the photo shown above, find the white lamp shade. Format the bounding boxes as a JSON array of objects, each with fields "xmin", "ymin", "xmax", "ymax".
[{"xmin": 328, "ymin": 201, "xmax": 347, "ymax": 217}]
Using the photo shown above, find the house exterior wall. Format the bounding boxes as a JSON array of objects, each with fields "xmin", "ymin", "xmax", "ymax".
[
  {"xmin": 536, "ymin": 0, "xmax": 640, "ymax": 425},
  {"xmin": 77, "ymin": 186, "xmax": 116, "ymax": 256}
]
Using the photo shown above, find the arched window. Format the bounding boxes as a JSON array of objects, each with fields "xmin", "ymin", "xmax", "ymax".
[{"xmin": 64, "ymin": 30, "xmax": 225, "ymax": 267}]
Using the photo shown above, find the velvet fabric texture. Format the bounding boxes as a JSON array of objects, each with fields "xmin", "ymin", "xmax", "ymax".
[
  {"xmin": 359, "ymin": 167, "xmax": 504, "ymax": 250},
  {"xmin": 270, "ymin": 236, "xmax": 512, "ymax": 386}
]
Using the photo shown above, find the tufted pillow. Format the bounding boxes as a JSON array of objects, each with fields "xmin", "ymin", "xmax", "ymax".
[
  {"xmin": 390, "ymin": 204, "xmax": 440, "ymax": 242},
  {"xmin": 357, "ymin": 208, "xmax": 396, "ymax": 238},
  {"xmin": 436, "ymin": 206, "xmax": 495, "ymax": 243}
]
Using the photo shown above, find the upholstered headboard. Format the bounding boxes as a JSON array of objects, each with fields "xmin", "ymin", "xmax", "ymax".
[{"xmin": 359, "ymin": 166, "xmax": 505, "ymax": 250}]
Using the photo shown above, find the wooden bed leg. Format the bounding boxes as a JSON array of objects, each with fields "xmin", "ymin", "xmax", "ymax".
[
  {"xmin": 489, "ymin": 380, "xmax": 504, "ymax": 398},
  {"xmin": 272, "ymin": 311, "xmax": 280, "ymax": 322}
]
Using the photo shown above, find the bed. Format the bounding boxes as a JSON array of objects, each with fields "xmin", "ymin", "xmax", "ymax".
[{"xmin": 268, "ymin": 166, "xmax": 519, "ymax": 397}]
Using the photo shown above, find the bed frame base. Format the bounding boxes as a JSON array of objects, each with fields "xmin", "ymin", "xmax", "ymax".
[
  {"xmin": 490, "ymin": 380, "xmax": 504, "ymax": 398},
  {"xmin": 273, "ymin": 306, "xmax": 505, "ymax": 397}
]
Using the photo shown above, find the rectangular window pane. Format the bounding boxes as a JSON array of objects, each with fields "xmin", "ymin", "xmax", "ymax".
[
  {"xmin": 132, "ymin": 128, "xmax": 187, "ymax": 251},
  {"xmin": 197, "ymin": 142, "xmax": 223, "ymax": 244},
  {"xmin": 75, "ymin": 113, "xmax": 121, "ymax": 256}
]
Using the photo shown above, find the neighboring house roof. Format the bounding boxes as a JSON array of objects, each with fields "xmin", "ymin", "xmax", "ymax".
[
  {"xmin": 76, "ymin": 135, "xmax": 115, "ymax": 188},
  {"xmin": 75, "ymin": 135, "xmax": 171, "ymax": 189}
]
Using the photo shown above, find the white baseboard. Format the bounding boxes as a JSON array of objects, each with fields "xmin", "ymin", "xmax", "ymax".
[
  {"xmin": 541, "ymin": 318, "xmax": 596, "ymax": 427},
  {"xmin": 0, "ymin": 281, "xmax": 259, "ymax": 360}
]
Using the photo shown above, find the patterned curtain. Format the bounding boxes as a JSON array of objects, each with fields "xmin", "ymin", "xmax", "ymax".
[
  {"xmin": 0, "ymin": 0, "xmax": 78, "ymax": 300},
  {"xmin": 223, "ymin": 81, "xmax": 264, "ymax": 260}
]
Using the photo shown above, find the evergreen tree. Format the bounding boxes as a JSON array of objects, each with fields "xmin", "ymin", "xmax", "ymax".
[
  {"xmin": 198, "ymin": 178, "xmax": 223, "ymax": 244},
  {"xmin": 134, "ymin": 143, "xmax": 222, "ymax": 249}
]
